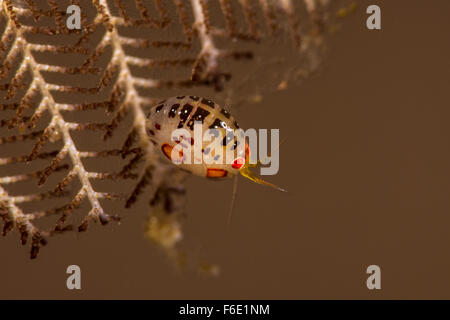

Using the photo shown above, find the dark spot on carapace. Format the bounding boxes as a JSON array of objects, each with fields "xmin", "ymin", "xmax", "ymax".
[
  {"xmin": 168, "ymin": 104, "xmax": 180, "ymax": 118},
  {"xmin": 190, "ymin": 96, "xmax": 200, "ymax": 101},
  {"xmin": 155, "ymin": 123, "xmax": 161, "ymax": 130},
  {"xmin": 186, "ymin": 107, "xmax": 210, "ymax": 130},
  {"xmin": 155, "ymin": 104, "xmax": 164, "ymax": 112},
  {"xmin": 209, "ymin": 118, "xmax": 224, "ymax": 129},
  {"xmin": 201, "ymin": 98, "xmax": 215, "ymax": 108},
  {"xmin": 148, "ymin": 129, "xmax": 155, "ymax": 136},
  {"xmin": 221, "ymin": 108, "xmax": 231, "ymax": 119},
  {"xmin": 177, "ymin": 103, "xmax": 193, "ymax": 128},
  {"xmin": 176, "ymin": 96, "xmax": 185, "ymax": 99}
]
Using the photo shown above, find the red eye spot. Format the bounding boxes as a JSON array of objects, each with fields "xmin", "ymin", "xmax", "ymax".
[
  {"xmin": 155, "ymin": 123, "xmax": 161, "ymax": 130},
  {"xmin": 232, "ymin": 157, "xmax": 245, "ymax": 169}
]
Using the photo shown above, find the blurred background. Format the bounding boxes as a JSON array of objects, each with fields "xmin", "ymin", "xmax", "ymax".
[{"xmin": 1, "ymin": 0, "xmax": 450, "ymax": 299}]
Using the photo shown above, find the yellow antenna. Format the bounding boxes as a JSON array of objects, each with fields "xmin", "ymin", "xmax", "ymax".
[
  {"xmin": 239, "ymin": 137, "xmax": 287, "ymax": 192},
  {"xmin": 240, "ymin": 167, "xmax": 287, "ymax": 192}
]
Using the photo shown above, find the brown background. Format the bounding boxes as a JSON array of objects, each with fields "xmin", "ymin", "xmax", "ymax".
[{"xmin": 1, "ymin": 0, "xmax": 450, "ymax": 299}]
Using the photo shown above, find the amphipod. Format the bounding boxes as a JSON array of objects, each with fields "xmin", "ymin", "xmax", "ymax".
[{"xmin": 145, "ymin": 96, "xmax": 285, "ymax": 198}]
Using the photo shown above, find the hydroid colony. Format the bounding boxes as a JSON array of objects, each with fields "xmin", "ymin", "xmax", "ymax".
[{"xmin": 0, "ymin": 0, "xmax": 349, "ymax": 260}]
